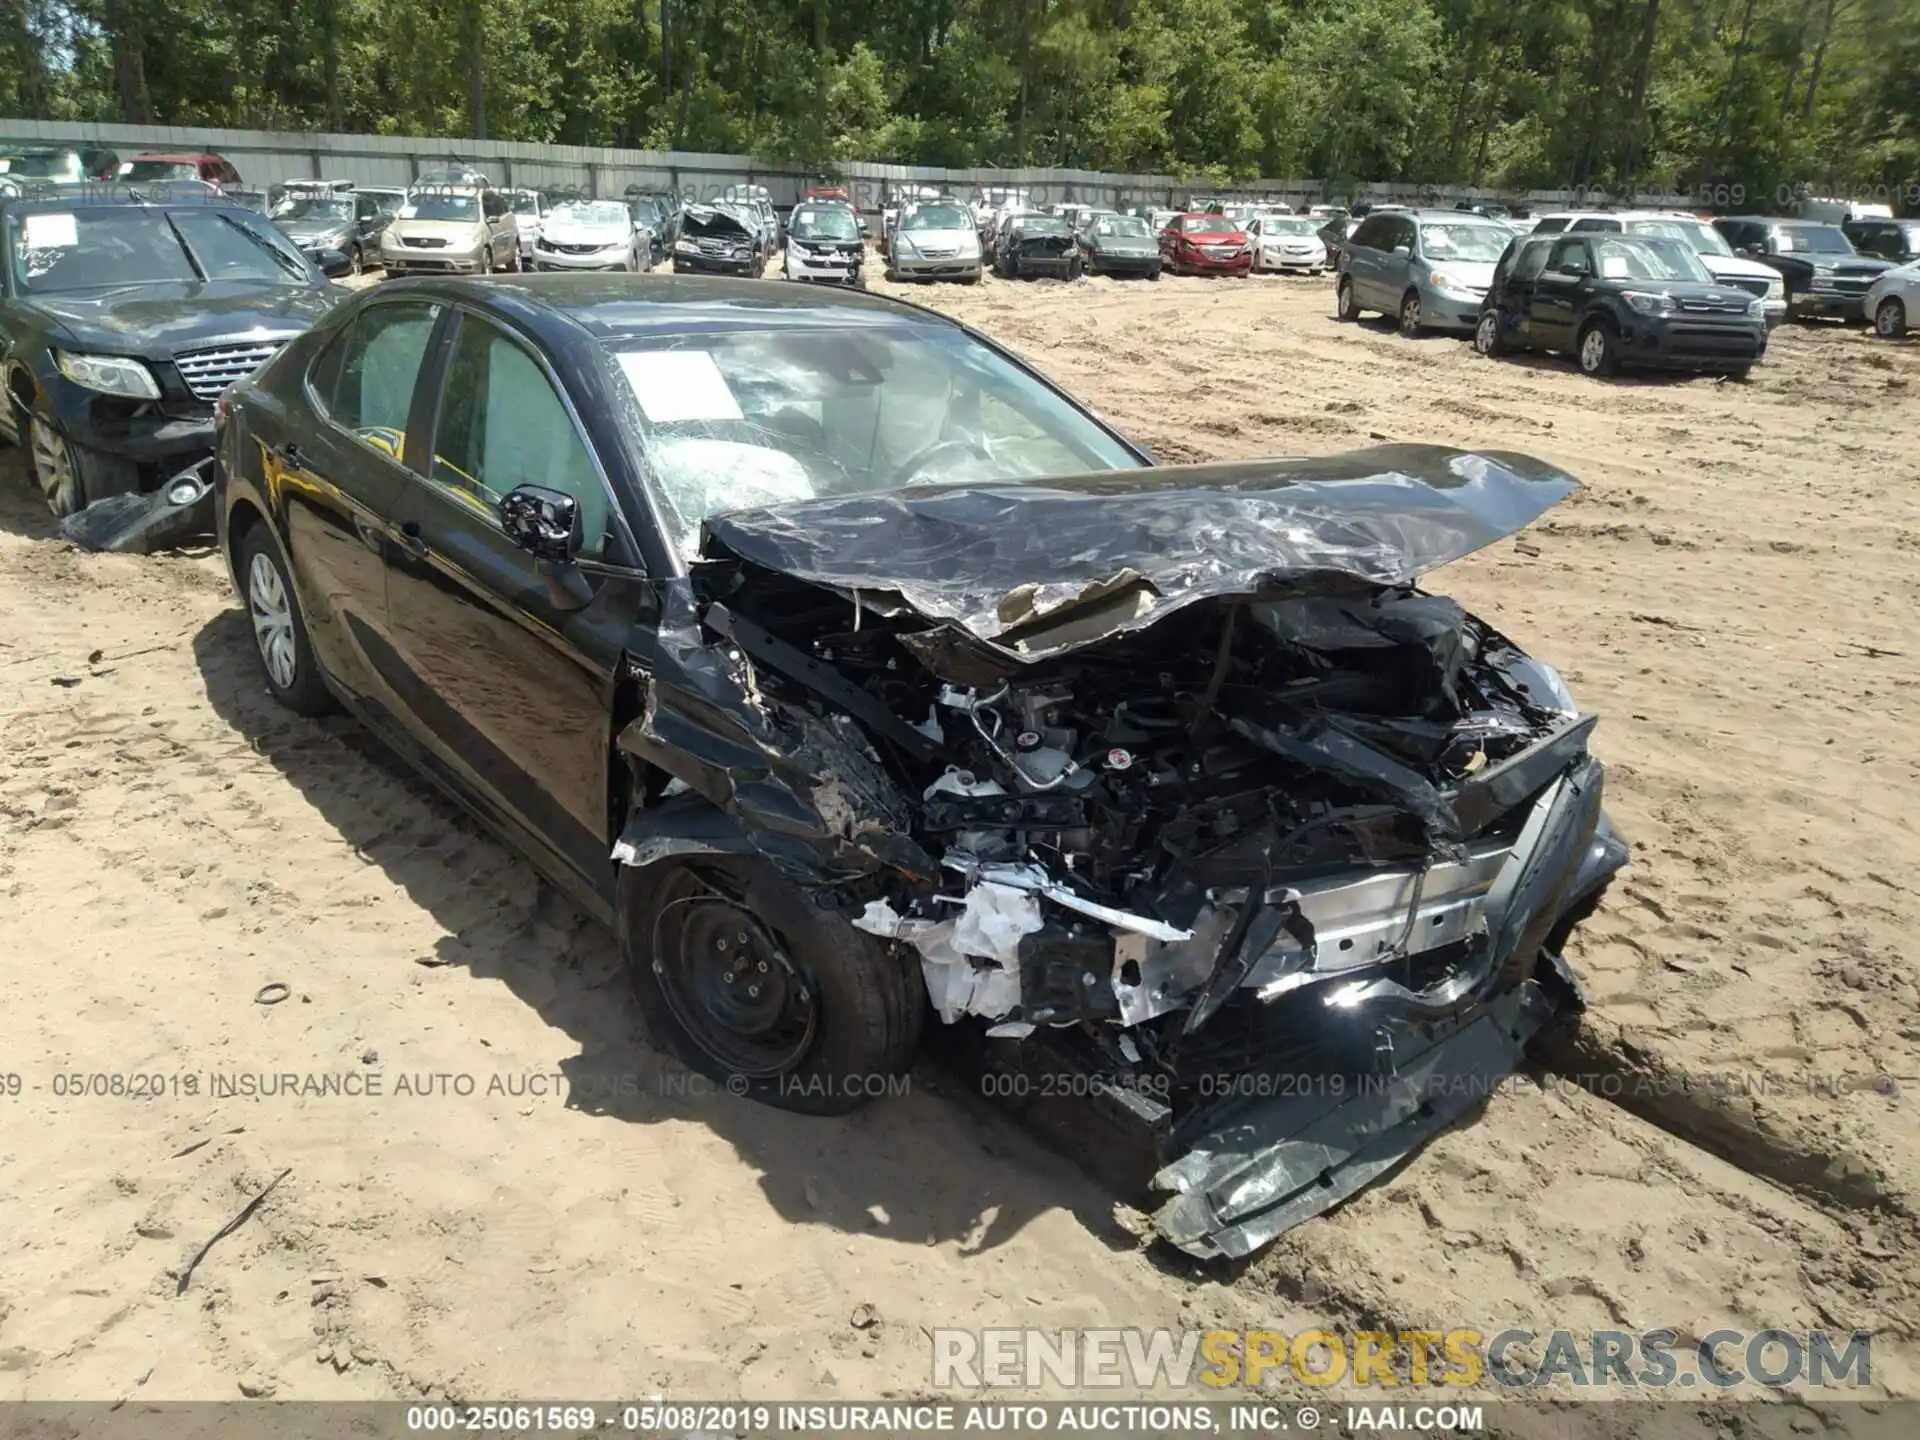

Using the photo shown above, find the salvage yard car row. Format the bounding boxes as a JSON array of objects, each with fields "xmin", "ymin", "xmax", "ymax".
[{"xmin": 1, "ymin": 153, "xmax": 1914, "ymax": 1267}]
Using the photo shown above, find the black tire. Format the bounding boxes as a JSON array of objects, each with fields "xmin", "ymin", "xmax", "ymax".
[
  {"xmin": 1336, "ymin": 275, "xmax": 1360, "ymax": 320},
  {"xmin": 1723, "ymin": 364, "xmax": 1752, "ymax": 380},
  {"xmin": 1474, "ymin": 308, "xmax": 1508, "ymax": 357},
  {"xmin": 348, "ymin": 244, "xmax": 364, "ymax": 276},
  {"xmin": 1149, "ymin": 265, "xmax": 1162, "ymax": 281},
  {"xmin": 1577, "ymin": 319, "xmax": 1620, "ymax": 377},
  {"xmin": 1875, "ymin": 297, "xmax": 1908, "ymax": 338},
  {"xmin": 236, "ymin": 521, "xmax": 334, "ymax": 717},
  {"xmin": 1397, "ymin": 288, "xmax": 1424, "ymax": 336},
  {"xmin": 479, "ymin": 244, "xmax": 493, "ymax": 275},
  {"xmin": 26, "ymin": 412, "xmax": 138, "ymax": 518},
  {"xmin": 622, "ymin": 856, "xmax": 923, "ymax": 1116}
]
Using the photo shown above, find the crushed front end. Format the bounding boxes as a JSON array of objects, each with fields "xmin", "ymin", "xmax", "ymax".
[{"xmin": 615, "ymin": 445, "xmax": 1627, "ymax": 1259}]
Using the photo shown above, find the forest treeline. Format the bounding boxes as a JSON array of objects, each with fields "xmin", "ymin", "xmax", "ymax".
[{"xmin": 5, "ymin": 0, "xmax": 1916, "ymax": 203}]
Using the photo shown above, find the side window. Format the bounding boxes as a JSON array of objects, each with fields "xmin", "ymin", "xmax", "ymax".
[
  {"xmin": 1349, "ymin": 216, "xmax": 1384, "ymax": 250},
  {"xmin": 429, "ymin": 315, "xmax": 610, "ymax": 558},
  {"xmin": 329, "ymin": 302, "xmax": 441, "ymax": 459},
  {"xmin": 1548, "ymin": 238, "xmax": 1589, "ymax": 273},
  {"xmin": 1389, "ymin": 217, "xmax": 1416, "ymax": 251},
  {"xmin": 481, "ymin": 192, "xmax": 505, "ymax": 221},
  {"xmin": 1532, "ymin": 217, "xmax": 1568, "ymax": 235},
  {"xmin": 1514, "ymin": 240, "xmax": 1552, "ymax": 282},
  {"xmin": 1568, "ymin": 218, "xmax": 1619, "ymax": 233},
  {"xmin": 357, "ymin": 195, "xmax": 378, "ymax": 221}
]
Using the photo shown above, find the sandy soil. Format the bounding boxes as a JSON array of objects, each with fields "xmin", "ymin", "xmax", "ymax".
[{"xmin": 1, "ymin": 263, "xmax": 1917, "ymax": 1422}]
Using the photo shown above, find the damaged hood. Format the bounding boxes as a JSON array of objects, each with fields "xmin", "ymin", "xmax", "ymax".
[{"xmin": 701, "ymin": 443, "xmax": 1580, "ymax": 659}]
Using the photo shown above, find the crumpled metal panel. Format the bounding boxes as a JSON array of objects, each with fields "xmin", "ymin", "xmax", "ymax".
[
  {"xmin": 1150, "ymin": 977, "xmax": 1557, "ymax": 1260},
  {"xmin": 700, "ymin": 443, "xmax": 1581, "ymax": 660},
  {"xmin": 614, "ymin": 580, "xmax": 940, "ymax": 890}
]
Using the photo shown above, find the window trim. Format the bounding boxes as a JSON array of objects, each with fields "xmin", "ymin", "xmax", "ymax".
[
  {"xmin": 305, "ymin": 297, "xmax": 445, "ymax": 473},
  {"xmin": 411, "ymin": 304, "xmax": 640, "ymax": 566}
]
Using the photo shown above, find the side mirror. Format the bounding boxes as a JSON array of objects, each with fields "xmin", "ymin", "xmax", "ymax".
[
  {"xmin": 1392, "ymin": 244, "xmax": 1412, "ymax": 257},
  {"xmin": 500, "ymin": 484, "xmax": 582, "ymax": 563},
  {"xmin": 316, "ymin": 247, "xmax": 353, "ymax": 279}
]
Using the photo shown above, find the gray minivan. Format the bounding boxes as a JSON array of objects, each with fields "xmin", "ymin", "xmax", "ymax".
[{"xmin": 1335, "ymin": 209, "xmax": 1514, "ymax": 335}]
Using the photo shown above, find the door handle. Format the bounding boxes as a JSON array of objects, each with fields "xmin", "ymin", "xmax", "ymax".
[
  {"xmin": 274, "ymin": 439, "xmax": 302, "ymax": 466},
  {"xmin": 394, "ymin": 519, "xmax": 429, "ymax": 557}
]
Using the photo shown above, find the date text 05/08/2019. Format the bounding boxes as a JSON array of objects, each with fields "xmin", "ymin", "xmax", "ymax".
[{"xmin": 403, "ymin": 1403, "xmax": 1486, "ymax": 1434}]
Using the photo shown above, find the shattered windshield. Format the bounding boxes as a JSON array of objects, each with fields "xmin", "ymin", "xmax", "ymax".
[
  {"xmin": 1092, "ymin": 217, "xmax": 1152, "ymax": 239},
  {"xmin": 274, "ymin": 196, "xmax": 353, "ymax": 223},
  {"xmin": 605, "ymin": 326, "xmax": 1142, "ymax": 559}
]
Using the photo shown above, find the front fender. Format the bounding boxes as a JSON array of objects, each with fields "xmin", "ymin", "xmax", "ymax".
[{"xmin": 611, "ymin": 794, "xmax": 758, "ymax": 873}]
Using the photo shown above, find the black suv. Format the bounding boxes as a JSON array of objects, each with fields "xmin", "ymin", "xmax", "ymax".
[
  {"xmin": 1842, "ymin": 217, "xmax": 1920, "ymax": 266},
  {"xmin": 1710, "ymin": 216, "xmax": 1892, "ymax": 320},
  {"xmin": 0, "ymin": 192, "xmax": 348, "ymax": 547},
  {"xmin": 1474, "ymin": 232, "xmax": 1767, "ymax": 378}
]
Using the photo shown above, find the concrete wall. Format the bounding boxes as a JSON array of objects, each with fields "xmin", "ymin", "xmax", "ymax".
[{"xmin": 0, "ymin": 117, "xmax": 1694, "ymax": 213}]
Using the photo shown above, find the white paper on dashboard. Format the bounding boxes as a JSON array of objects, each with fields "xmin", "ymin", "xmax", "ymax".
[
  {"xmin": 616, "ymin": 349, "xmax": 744, "ymax": 424},
  {"xmin": 23, "ymin": 213, "xmax": 79, "ymax": 248}
]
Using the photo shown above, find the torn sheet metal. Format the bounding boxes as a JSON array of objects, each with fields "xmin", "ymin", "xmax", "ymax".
[
  {"xmin": 616, "ymin": 580, "xmax": 939, "ymax": 890},
  {"xmin": 1150, "ymin": 975, "xmax": 1557, "ymax": 1260},
  {"xmin": 699, "ymin": 444, "xmax": 1581, "ymax": 660}
]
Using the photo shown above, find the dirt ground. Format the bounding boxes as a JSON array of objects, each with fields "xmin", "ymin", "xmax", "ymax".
[{"xmin": 1, "ymin": 263, "xmax": 1917, "ymax": 1424}]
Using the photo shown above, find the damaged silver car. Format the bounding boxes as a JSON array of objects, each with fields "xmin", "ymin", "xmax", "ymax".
[{"xmin": 216, "ymin": 277, "xmax": 1624, "ymax": 1261}]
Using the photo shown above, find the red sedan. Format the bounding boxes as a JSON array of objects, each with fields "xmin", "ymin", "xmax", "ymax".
[{"xmin": 1159, "ymin": 212, "xmax": 1253, "ymax": 276}]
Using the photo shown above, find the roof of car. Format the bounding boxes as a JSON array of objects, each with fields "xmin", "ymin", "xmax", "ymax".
[
  {"xmin": 379, "ymin": 274, "xmax": 954, "ymax": 340},
  {"xmin": 0, "ymin": 190, "xmax": 253, "ymax": 214},
  {"xmin": 129, "ymin": 151, "xmax": 224, "ymax": 162}
]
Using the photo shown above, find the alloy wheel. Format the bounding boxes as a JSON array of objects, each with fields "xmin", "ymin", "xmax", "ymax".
[
  {"xmin": 1475, "ymin": 312, "xmax": 1499, "ymax": 355},
  {"xmin": 349, "ymin": 246, "xmax": 363, "ymax": 276},
  {"xmin": 1400, "ymin": 293, "xmax": 1421, "ymax": 334},
  {"xmin": 1580, "ymin": 327, "xmax": 1609, "ymax": 374},
  {"xmin": 248, "ymin": 551, "xmax": 299, "ymax": 691},
  {"xmin": 1877, "ymin": 298, "xmax": 1906, "ymax": 338},
  {"xmin": 28, "ymin": 416, "xmax": 79, "ymax": 517}
]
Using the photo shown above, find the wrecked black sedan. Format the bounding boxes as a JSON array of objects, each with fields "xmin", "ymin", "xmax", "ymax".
[{"xmin": 215, "ymin": 274, "xmax": 1623, "ymax": 1259}]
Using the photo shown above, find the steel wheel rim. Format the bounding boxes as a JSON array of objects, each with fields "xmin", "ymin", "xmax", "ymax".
[
  {"xmin": 1581, "ymin": 329, "xmax": 1607, "ymax": 372},
  {"xmin": 29, "ymin": 417, "xmax": 78, "ymax": 515},
  {"xmin": 247, "ymin": 552, "xmax": 298, "ymax": 690},
  {"xmin": 1476, "ymin": 313, "xmax": 1497, "ymax": 353},
  {"xmin": 651, "ymin": 872, "xmax": 818, "ymax": 1079}
]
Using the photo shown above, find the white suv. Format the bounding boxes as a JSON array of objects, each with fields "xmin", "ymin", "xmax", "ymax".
[{"xmin": 1530, "ymin": 210, "xmax": 1788, "ymax": 327}]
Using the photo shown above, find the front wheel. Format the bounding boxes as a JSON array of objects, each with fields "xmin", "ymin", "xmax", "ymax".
[
  {"xmin": 1876, "ymin": 297, "xmax": 1908, "ymax": 338},
  {"xmin": 28, "ymin": 414, "xmax": 137, "ymax": 518},
  {"xmin": 1336, "ymin": 276, "xmax": 1360, "ymax": 321},
  {"xmin": 1148, "ymin": 265, "xmax": 1162, "ymax": 281},
  {"xmin": 1398, "ymin": 289, "xmax": 1424, "ymax": 336},
  {"xmin": 478, "ymin": 244, "xmax": 493, "ymax": 275},
  {"xmin": 622, "ymin": 856, "xmax": 922, "ymax": 1116},
  {"xmin": 1577, "ymin": 320, "xmax": 1620, "ymax": 377},
  {"xmin": 348, "ymin": 245, "xmax": 364, "ymax": 276},
  {"xmin": 237, "ymin": 522, "xmax": 334, "ymax": 716}
]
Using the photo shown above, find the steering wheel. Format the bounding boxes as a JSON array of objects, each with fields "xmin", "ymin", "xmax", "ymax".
[{"xmin": 885, "ymin": 436, "xmax": 995, "ymax": 489}]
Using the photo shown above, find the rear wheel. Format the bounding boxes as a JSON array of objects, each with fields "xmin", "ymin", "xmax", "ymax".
[
  {"xmin": 28, "ymin": 414, "xmax": 137, "ymax": 519},
  {"xmin": 1577, "ymin": 320, "xmax": 1620, "ymax": 377},
  {"xmin": 479, "ymin": 244, "xmax": 493, "ymax": 275},
  {"xmin": 348, "ymin": 244, "xmax": 364, "ymax": 276},
  {"xmin": 237, "ymin": 522, "xmax": 334, "ymax": 716},
  {"xmin": 1336, "ymin": 275, "xmax": 1360, "ymax": 320},
  {"xmin": 1723, "ymin": 363, "xmax": 1752, "ymax": 380},
  {"xmin": 1876, "ymin": 296, "xmax": 1908, "ymax": 338},
  {"xmin": 1474, "ymin": 309, "xmax": 1508, "ymax": 357},
  {"xmin": 622, "ymin": 856, "xmax": 922, "ymax": 1115}
]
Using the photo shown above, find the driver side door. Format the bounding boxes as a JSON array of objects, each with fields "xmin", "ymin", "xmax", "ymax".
[
  {"xmin": 1530, "ymin": 238, "xmax": 1593, "ymax": 353},
  {"xmin": 378, "ymin": 307, "xmax": 653, "ymax": 911}
]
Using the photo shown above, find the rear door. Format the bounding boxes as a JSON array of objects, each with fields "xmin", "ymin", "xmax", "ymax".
[
  {"xmin": 1530, "ymin": 238, "xmax": 1592, "ymax": 352},
  {"xmin": 1495, "ymin": 238, "xmax": 1550, "ymax": 344},
  {"xmin": 1376, "ymin": 216, "xmax": 1416, "ymax": 305},
  {"xmin": 270, "ymin": 299, "xmax": 444, "ymax": 714},
  {"xmin": 377, "ymin": 307, "xmax": 648, "ymax": 905},
  {"xmin": 1345, "ymin": 216, "xmax": 1386, "ymax": 302}
]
